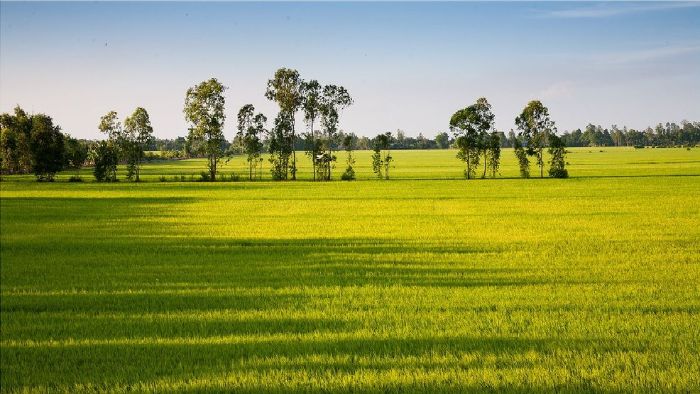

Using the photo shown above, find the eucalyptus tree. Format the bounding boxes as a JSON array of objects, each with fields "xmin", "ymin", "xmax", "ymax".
[
  {"xmin": 548, "ymin": 134, "xmax": 568, "ymax": 178},
  {"xmin": 449, "ymin": 97, "xmax": 494, "ymax": 179},
  {"xmin": 371, "ymin": 132, "xmax": 393, "ymax": 180},
  {"xmin": 486, "ymin": 132, "xmax": 501, "ymax": 178},
  {"xmin": 318, "ymin": 84, "xmax": 353, "ymax": 180},
  {"xmin": 513, "ymin": 138, "xmax": 530, "ymax": 178},
  {"xmin": 123, "ymin": 107, "xmax": 154, "ymax": 181},
  {"xmin": 515, "ymin": 100, "xmax": 556, "ymax": 178},
  {"xmin": 300, "ymin": 79, "xmax": 322, "ymax": 180},
  {"xmin": 184, "ymin": 78, "xmax": 227, "ymax": 181},
  {"xmin": 236, "ymin": 104, "xmax": 266, "ymax": 180},
  {"xmin": 474, "ymin": 98, "xmax": 495, "ymax": 178},
  {"xmin": 97, "ymin": 111, "xmax": 122, "ymax": 181},
  {"xmin": 265, "ymin": 68, "xmax": 302, "ymax": 180},
  {"xmin": 99, "ymin": 111, "xmax": 123, "ymax": 142},
  {"xmin": 268, "ymin": 111, "xmax": 294, "ymax": 180}
]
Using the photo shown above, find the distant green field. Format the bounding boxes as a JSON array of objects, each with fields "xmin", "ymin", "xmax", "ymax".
[
  {"xmin": 1, "ymin": 148, "xmax": 699, "ymax": 392},
  {"xmin": 7, "ymin": 146, "xmax": 699, "ymax": 182}
]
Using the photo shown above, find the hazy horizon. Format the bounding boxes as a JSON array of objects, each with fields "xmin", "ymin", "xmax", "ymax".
[{"xmin": 2, "ymin": 1, "xmax": 699, "ymax": 139}]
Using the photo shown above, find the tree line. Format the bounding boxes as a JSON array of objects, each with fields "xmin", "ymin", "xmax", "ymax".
[{"xmin": 1, "ymin": 67, "xmax": 698, "ymax": 181}]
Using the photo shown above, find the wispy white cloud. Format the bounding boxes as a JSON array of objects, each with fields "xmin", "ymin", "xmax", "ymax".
[
  {"xmin": 596, "ymin": 44, "xmax": 700, "ymax": 65},
  {"xmin": 546, "ymin": 2, "xmax": 700, "ymax": 18}
]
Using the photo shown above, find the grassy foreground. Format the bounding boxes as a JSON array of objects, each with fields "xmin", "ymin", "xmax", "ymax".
[{"xmin": 1, "ymin": 148, "xmax": 699, "ymax": 392}]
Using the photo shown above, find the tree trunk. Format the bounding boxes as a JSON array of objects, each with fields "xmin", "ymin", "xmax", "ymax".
[
  {"xmin": 210, "ymin": 155, "xmax": 217, "ymax": 181},
  {"xmin": 483, "ymin": 151, "xmax": 487, "ymax": 178},
  {"xmin": 466, "ymin": 150, "xmax": 471, "ymax": 179},
  {"xmin": 540, "ymin": 150, "xmax": 544, "ymax": 178},
  {"xmin": 291, "ymin": 118, "xmax": 297, "ymax": 180}
]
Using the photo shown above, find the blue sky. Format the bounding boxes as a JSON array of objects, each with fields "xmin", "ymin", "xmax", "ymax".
[{"xmin": 1, "ymin": 2, "xmax": 699, "ymax": 139}]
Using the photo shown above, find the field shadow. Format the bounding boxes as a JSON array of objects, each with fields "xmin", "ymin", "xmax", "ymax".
[{"xmin": 1, "ymin": 334, "xmax": 629, "ymax": 392}]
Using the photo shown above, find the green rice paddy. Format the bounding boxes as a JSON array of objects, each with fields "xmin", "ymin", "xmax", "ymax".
[{"xmin": 1, "ymin": 148, "xmax": 699, "ymax": 392}]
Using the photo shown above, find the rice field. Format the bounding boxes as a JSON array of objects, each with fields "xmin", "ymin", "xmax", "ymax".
[{"xmin": 1, "ymin": 148, "xmax": 699, "ymax": 392}]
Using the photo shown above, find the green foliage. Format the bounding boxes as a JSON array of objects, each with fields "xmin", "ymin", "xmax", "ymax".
[
  {"xmin": 372, "ymin": 132, "xmax": 393, "ymax": 179},
  {"xmin": 435, "ymin": 132, "xmax": 450, "ymax": 149},
  {"xmin": 236, "ymin": 104, "xmax": 266, "ymax": 180},
  {"xmin": 318, "ymin": 84, "xmax": 353, "ymax": 181},
  {"xmin": 450, "ymin": 98, "xmax": 494, "ymax": 179},
  {"xmin": 548, "ymin": 134, "xmax": 569, "ymax": 178},
  {"xmin": 91, "ymin": 141, "xmax": 118, "ymax": 182},
  {"xmin": 123, "ymin": 107, "xmax": 155, "ymax": 182},
  {"xmin": 266, "ymin": 68, "xmax": 302, "ymax": 180},
  {"xmin": 0, "ymin": 106, "xmax": 33, "ymax": 174},
  {"xmin": 28, "ymin": 114, "xmax": 65, "ymax": 181},
  {"xmin": 184, "ymin": 78, "xmax": 227, "ymax": 181},
  {"xmin": 515, "ymin": 100, "xmax": 556, "ymax": 178},
  {"xmin": 268, "ymin": 112, "xmax": 294, "ymax": 181},
  {"xmin": 64, "ymin": 137, "xmax": 88, "ymax": 174},
  {"xmin": 486, "ymin": 132, "xmax": 501, "ymax": 177},
  {"xmin": 341, "ymin": 135, "xmax": 356, "ymax": 181},
  {"xmin": 513, "ymin": 138, "xmax": 530, "ymax": 178}
]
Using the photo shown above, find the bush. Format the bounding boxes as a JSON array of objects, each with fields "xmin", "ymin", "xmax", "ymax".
[
  {"xmin": 92, "ymin": 141, "xmax": 118, "ymax": 182},
  {"xmin": 549, "ymin": 168, "xmax": 569, "ymax": 178},
  {"xmin": 199, "ymin": 172, "xmax": 211, "ymax": 182},
  {"xmin": 341, "ymin": 166, "xmax": 356, "ymax": 181},
  {"xmin": 159, "ymin": 175, "xmax": 167, "ymax": 182},
  {"xmin": 68, "ymin": 175, "xmax": 84, "ymax": 182}
]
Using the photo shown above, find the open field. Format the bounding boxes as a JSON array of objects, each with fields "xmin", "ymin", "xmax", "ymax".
[
  {"xmin": 6, "ymin": 147, "xmax": 700, "ymax": 182},
  {"xmin": 1, "ymin": 148, "xmax": 699, "ymax": 392}
]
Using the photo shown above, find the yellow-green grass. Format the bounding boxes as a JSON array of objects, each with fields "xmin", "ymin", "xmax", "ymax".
[
  {"xmin": 11, "ymin": 146, "xmax": 698, "ymax": 183},
  {"xmin": 1, "ymin": 148, "xmax": 699, "ymax": 392}
]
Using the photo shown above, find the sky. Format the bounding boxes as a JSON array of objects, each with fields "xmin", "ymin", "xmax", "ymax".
[{"xmin": 1, "ymin": 2, "xmax": 699, "ymax": 139}]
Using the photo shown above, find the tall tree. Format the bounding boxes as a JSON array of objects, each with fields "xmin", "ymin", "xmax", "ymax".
[
  {"xmin": 486, "ymin": 132, "xmax": 501, "ymax": 178},
  {"xmin": 29, "ymin": 114, "xmax": 64, "ymax": 181},
  {"xmin": 268, "ymin": 112, "xmax": 294, "ymax": 180},
  {"xmin": 450, "ymin": 97, "xmax": 494, "ymax": 179},
  {"xmin": 184, "ymin": 78, "xmax": 227, "ymax": 181},
  {"xmin": 515, "ymin": 100, "xmax": 556, "ymax": 178},
  {"xmin": 123, "ymin": 107, "xmax": 154, "ymax": 181},
  {"xmin": 318, "ymin": 84, "xmax": 353, "ymax": 180},
  {"xmin": 236, "ymin": 104, "xmax": 266, "ymax": 180},
  {"xmin": 300, "ymin": 79, "xmax": 322, "ymax": 180},
  {"xmin": 265, "ymin": 68, "xmax": 302, "ymax": 180}
]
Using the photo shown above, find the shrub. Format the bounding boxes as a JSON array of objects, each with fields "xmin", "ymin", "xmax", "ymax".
[
  {"xmin": 92, "ymin": 141, "xmax": 118, "ymax": 182},
  {"xmin": 549, "ymin": 168, "xmax": 569, "ymax": 178},
  {"xmin": 199, "ymin": 172, "xmax": 211, "ymax": 182},
  {"xmin": 68, "ymin": 175, "xmax": 84, "ymax": 182},
  {"xmin": 159, "ymin": 175, "xmax": 167, "ymax": 182},
  {"xmin": 341, "ymin": 166, "xmax": 356, "ymax": 181}
]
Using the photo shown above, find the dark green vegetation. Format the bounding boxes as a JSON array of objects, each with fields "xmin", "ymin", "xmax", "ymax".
[{"xmin": 1, "ymin": 148, "xmax": 699, "ymax": 392}]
